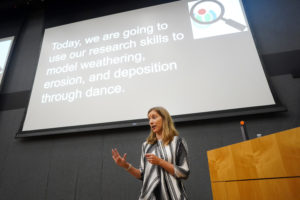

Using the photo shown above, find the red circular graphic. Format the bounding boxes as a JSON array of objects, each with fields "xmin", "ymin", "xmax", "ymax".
[{"xmin": 198, "ymin": 9, "xmax": 206, "ymax": 15}]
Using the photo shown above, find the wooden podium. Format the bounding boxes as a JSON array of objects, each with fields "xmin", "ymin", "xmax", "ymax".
[{"xmin": 207, "ymin": 127, "xmax": 300, "ymax": 200}]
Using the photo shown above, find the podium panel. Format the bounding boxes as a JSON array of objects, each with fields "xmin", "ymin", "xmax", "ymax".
[
  {"xmin": 207, "ymin": 127, "xmax": 300, "ymax": 200},
  {"xmin": 211, "ymin": 178, "xmax": 300, "ymax": 200}
]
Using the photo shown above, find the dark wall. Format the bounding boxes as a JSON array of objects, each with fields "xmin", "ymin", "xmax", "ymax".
[
  {"xmin": 0, "ymin": 0, "xmax": 299, "ymax": 199},
  {"xmin": 0, "ymin": 76, "xmax": 299, "ymax": 200}
]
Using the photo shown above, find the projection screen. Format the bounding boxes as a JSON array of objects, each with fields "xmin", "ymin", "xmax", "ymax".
[
  {"xmin": 0, "ymin": 36, "xmax": 14, "ymax": 90},
  {"xmin": 20, "ymin": 0, "xmax": 282, "ymax": 136}
]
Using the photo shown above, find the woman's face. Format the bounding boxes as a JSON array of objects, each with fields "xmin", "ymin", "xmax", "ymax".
[{"xmin": 148, "ymin": 110, "xmax": 163, "ymax": 134}]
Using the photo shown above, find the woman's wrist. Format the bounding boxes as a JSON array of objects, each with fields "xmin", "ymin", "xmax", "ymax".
[
  {"xmin": 124, "ymin": 162, "xmax": 131, "ymax": 170},
  {"xmin": 158, "ymin": 158, "xmax": 163, "ymax": 166},
  {"xmin": 126, "ymin": 163, "xmax": 132, "ymax": 171}
]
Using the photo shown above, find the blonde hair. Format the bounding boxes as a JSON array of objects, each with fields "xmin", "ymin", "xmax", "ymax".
[{"xmin": 146, "ymin": 107, "xmax": 179, "ymax": 145}]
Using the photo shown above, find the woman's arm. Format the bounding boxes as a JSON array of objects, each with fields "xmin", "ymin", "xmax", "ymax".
[
  {"xmin": 112, "ymin": 148, "xmax": 141, "ymax": 179},
  {"xmin": 145, "ymin": 138, "xmax": 190, "ymax": 179},
  {"xmin": 173, "ymin": 138, "xmax": 190, "ymax": 179},
  {"xmin": 123, "ymin": 163, "xmax": 142, "ymax": 179},
  {"xmin": 145, "ymin": 153, "xmax": 175, "ymax": 175}
]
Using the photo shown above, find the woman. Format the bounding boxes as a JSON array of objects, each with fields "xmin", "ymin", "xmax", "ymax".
[{"xmin": 112, "ymin": 107, "xmax": 190, "ymax": 200}]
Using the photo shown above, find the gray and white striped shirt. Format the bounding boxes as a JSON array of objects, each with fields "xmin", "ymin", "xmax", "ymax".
[{"xmin": 138, "ymin": 136, "xmax": 190, "ymax": 200}]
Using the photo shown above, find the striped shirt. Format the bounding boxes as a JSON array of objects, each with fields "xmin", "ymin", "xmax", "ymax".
[{"xmin": 138, "ymin": 136, "xmax": 190, "ymax": 200}]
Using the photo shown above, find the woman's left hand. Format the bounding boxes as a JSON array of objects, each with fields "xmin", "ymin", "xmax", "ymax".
[{"xmin": 145, "ymin": 154, "xmax": 162, "ymax": 165}]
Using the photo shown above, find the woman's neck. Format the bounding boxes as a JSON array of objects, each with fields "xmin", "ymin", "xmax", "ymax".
[{"xmin": 156, "ymin": 132, "xmax": 163, "ymax": 140}]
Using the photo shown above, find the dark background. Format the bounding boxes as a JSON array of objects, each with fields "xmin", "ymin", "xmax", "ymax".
[{"xmin": 0, "ymin": 0, "xmax": 299, "ymax": 199}]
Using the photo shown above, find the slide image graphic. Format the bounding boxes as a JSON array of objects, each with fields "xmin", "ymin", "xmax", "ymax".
[{"xmin": 188, "ymin": 0, "xmax": 248, "ymax": 39}]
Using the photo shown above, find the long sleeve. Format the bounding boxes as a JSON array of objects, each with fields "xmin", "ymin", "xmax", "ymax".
[
  {"xmin": 139, "ymin": 142, "xmax": 146, "ymax": 181},
  {"xmin": 174, "ymin": 138, "xmax": 190, "ymax": 179}
]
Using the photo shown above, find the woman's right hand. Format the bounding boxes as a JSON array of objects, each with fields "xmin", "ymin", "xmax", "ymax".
[{"xmin": 112, "ymin": 148, "xmax": 128, "ymax": 168}]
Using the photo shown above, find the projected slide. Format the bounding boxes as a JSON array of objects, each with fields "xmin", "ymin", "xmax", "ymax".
[
  {"xmin": 0, "ymin": 36, "xmax": 14, "ymax": 87},
  {"xmin": 22, "ymin": 0, "xmax": 275, "ymax": 132}
]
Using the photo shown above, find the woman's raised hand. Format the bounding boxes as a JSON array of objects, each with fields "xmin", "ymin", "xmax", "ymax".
[{"xmin": 112, "ymin": 148, "xmax": 128, "ymax": 168}]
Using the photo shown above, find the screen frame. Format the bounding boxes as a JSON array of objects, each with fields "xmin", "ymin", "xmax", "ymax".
[{"xmin": 16, "ymin": 0, "xmax": 286, "ymax": 138}]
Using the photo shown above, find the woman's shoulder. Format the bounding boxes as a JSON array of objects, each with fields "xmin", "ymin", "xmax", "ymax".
[
  {"xmin": 142, "ymin": 141, "xmax": 148, "ymax": 147},
  {"xmin": 172, "ymin": 135, "xmax": 184, "ymax": 143},
  {"xmin": 172, "ymin": 136, "xmax": 188, "ymax": 150},
  {"xmin": 142, "ymin": 141, "xmax": 153, "ymax": 148}
]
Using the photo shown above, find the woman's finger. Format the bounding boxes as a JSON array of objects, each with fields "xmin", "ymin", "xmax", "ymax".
[
  {"xmin": 112, "ymin": 154, "xmax": 117, "ymax": 162},
  {"xmin": 113, "ymin": 148, "xmax": 121, "ymax": 158},
  {"xmin": 145, "ymin": 154, "xmax": 152, "ymax": 158},
  {"xmin": 112, "ymin": 149, "xmax": 118, "ymax": 157},
  {"xmin": 114, "ymin": 148, "xmax": 121, "ymax": 157},
  {"xmin": 112, "ymin": 149, "xmax": 122, "ymax": 161},
  {"xmin": 112, "ymin": 149, "xmax": 116, "ymax": 156}
]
